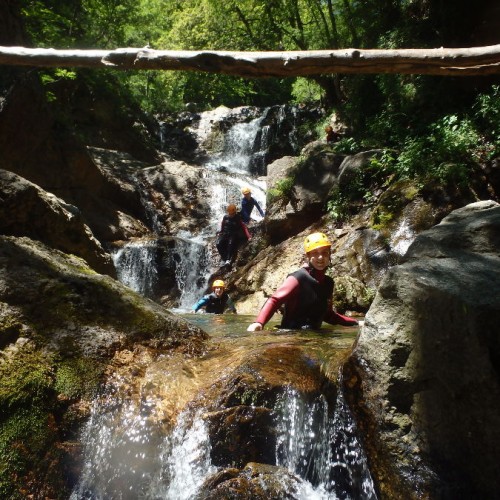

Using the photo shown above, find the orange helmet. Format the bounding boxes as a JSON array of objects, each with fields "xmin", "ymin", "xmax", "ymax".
[
  {"xmin": 304, "ymin": 232, "xmax": 332, "ymax": 253},
  {"xmin": 241, "ymin": 187, "xmax": 251, "ymax": 195},
  {"xmin": 213, "ymin": 279, "xmax": 225, "ymax": 288},
  {"xmin": 227, "ymin": 204, "xmax": 237, "ymax": 215}
]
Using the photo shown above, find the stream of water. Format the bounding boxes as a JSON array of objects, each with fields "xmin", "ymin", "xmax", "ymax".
[
  {"xmin": 71, "ymin": 316, "xmax": 376, "ymax": 499},
  {"xmin": 89, "ymin": 106, "xmax": 379, "ymax": 499}
]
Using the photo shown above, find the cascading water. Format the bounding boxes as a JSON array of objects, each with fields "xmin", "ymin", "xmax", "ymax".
[
  {"xmin": 71, "ymin": 337, "xmax": 377, "ymax": 500},
  {"xmin": 112, "ymin": 106, "xmax": 269, "ymax": 310},
  {"xmin": 275, "ymin": 386, "xmax": 377, "ymax": 499},
  {"xmin": 111, "ymin": 239, "xmax": 159, "ymax": 298}
]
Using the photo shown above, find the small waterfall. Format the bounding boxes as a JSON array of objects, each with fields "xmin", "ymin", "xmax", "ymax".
[
  {"xmin": 275, "ymin": 386, "xmax": 377, "ymax": 499},
  {"xmin": 149, "ymin": 411, "xmax": 217, "ymax": 499},
  {"xmin": 173, "ymin": 233, "xmax": 211, "ymax": 310},
  {"xmin": 111, "ymin": 240, "xmax": 158, "ymax": 297}
]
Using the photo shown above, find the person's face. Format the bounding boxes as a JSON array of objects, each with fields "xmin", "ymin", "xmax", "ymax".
[
  {"xmin": 213, "ymin": 286, "xmax": 224, "ymax": 297},
  {"xmin": 307, "ymin": 246, "xmax": 331, "ymax": 271},
  {"xmin": 244, "ymin": 192, "xmax": 251, "ymax": 199}
]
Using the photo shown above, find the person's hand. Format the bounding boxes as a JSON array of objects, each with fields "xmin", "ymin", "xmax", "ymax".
[{"xmin": 247, "ymin": 322, "xmax": 263, "ymax": 332}]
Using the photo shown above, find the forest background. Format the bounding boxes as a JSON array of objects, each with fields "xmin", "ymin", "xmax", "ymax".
[{"xmin": 8, "ymin": 0, "xmax": 500, "ymax": 202}]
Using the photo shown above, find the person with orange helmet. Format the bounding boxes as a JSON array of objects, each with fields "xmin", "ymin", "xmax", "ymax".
[
  {"xmin": 216, "ymin": 203, "xmax": 251, "ymax": 266},
  {"xmin": 247, "ymin": 232, "xmax": 358, "ymax": 331},
  {"xmin": 193, "ymin": 279, "xmax": 236, "ymax": 314},
  {"xmin": 240, "ymin": 186, "xmax": 265, "ymax": 224}
]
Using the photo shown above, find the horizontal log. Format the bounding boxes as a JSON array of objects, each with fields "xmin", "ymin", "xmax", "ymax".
[{"xmin": 0, "ymin": 45, "xmax": 499, "ymax": 76}]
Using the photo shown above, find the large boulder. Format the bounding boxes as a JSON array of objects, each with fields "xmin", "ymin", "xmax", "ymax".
[
  {"xmin": 344, "ymin": 200, "xmax": 500, "ymax": 498},
  {"xmin": 0, "ymin": 236, "xmax": 208, "ymax": 498},
  {"xmin": 0, "ymin": 169, "xmax": 115, "ymax": 276}
]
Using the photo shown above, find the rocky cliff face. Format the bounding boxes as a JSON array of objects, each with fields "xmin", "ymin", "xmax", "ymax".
[{"xmin": 345, "ymin": 200, "xmax": 500, "ymax": 499}]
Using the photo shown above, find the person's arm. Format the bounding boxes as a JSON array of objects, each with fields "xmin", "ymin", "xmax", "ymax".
[
  {"xmin": 193, "ymin": 296, "xmax": 209, "ymax": 313},
  {"xmin": 324, "ymin": 300, "xmax": 359, "ymax": 326},
  {"xmin": 247, "ymin": 275, "xmax": 300, "ymax": 331},
  {"xmin": 254, "ymin": 199, "xmax": 265, "ymax": 217}
]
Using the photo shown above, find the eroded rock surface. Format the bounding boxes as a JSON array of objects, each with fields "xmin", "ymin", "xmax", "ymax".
[{"xmin": 345, "ymin": 200, "xmax": 500, "ymax": 499}]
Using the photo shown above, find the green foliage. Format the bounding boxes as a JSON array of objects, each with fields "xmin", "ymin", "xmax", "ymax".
[
  {"xmin": 267, "ymin": 176, "xmax": 296, "ymax": 203},
  {"xmin": 331, "ymin": 137, "xmax": 361, "ymax": 155},
  {"xmin": 291, "ymin": 78, "xmax": 324, "ymax": 105}
]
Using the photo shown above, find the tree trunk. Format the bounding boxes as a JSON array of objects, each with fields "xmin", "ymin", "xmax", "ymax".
[{"xmin": 0, "ymin": 45, "xmax": 499, "ymax": 76}]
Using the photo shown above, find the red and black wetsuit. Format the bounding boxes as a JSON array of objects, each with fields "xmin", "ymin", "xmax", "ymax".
[{"xmin": 255, "ymin": 265, "xmax": 358, "ymax": 329}]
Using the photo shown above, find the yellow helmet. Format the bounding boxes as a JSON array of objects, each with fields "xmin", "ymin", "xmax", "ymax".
[
  {"xmin": 304, "ymin": 232, "xmax": 332, "ymax": 253},
  {"xmin": 227, "ymin": 204, "xmax": 237, "ymax": 215},
  {"xmin": 241, "ymin": 187, "xmax": 251, "ymax": 195},
  {"xmin": 213, "ymin": 279, "xmax": 225, "ymax": 288}
]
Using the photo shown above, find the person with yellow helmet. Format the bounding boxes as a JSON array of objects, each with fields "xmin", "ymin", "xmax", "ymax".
[
  {"xmin": 216, "ymin": 203, "xmax": 251, "ymax": 266},
  {"xmin": 240, "ymin": 186, "xmax": 265, "ymax": 224},
  {"xmin": 247, "ymin": 232, "xmax": 358, "ymax": 331},
  {"xmin": 193, "ymin": 279, "xmax": 237, "ymax": 314}
]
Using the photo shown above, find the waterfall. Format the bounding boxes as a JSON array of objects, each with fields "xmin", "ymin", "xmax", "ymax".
[
  {"xmin": 111, "ymin": 239, "xmax": 158, "ymax": 298},
  {"xmin": 275, "ymin": 386, "xmax": 377, "ymax": 499},
  {"xmin": 72, "ymin": 385, "xmax": 376, "ymax": 500},
  {"xmin": 112, "ymin": 106, "xmax": 271, "ymax": 309}
]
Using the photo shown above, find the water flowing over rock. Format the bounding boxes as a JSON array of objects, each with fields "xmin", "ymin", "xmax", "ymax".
[{"xmin": 344, "ymin": 200, "xmax": 500, "ymax": 499}]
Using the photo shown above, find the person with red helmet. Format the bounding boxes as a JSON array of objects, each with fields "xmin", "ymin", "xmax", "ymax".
[
  {"xmin": 216, "ymin": 203, "xmax": 251, "ymax": 266},
  {"xmin": 247, "ymin": 232, "xmax": 358, "ymax": 331},
  {"xmin": 193, "ymin": 279, "xmax": 236, "ymax": 314}
]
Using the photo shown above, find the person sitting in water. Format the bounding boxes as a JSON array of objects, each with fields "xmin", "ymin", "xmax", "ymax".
[
  {"xmin": 216, "ymin": 203, "xmax": 251, "ymax": 266},
  {"xmin": 247, "ymin": 232, "xmax": 359, "ymax": 331},
  {"xmin": 193, "ymin": 279, "xmax": 237, "ymax": 314},
  {"xmin": 240, "ymin": 186, "xmax": 265, "ymax": 224}
]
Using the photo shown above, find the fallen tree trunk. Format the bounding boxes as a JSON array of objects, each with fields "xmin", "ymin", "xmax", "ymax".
[{"xmin": 0, "ymin": 45, "xmax": 499, "ymax": 76}]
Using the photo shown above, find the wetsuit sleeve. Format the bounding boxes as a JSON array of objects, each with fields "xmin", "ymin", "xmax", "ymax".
[
  {"xmin": 255, "ymin": 275, "xmax": 300, "ymax": 327},
  {"xmin": 254, "ymin": 199, "xmax": 265, "ymax": 217},
  {"xmin": 193, "ymin": 296, "xmax": 209, "ymax": 312},
  {"xmin": 324, "ymin": 301, "xmax": 359, "ymax": 326}
]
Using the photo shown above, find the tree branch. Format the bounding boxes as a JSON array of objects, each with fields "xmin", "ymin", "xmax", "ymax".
[{"xmin": 0, "ymin": 45, "xmax": 499, "ymax": 76}]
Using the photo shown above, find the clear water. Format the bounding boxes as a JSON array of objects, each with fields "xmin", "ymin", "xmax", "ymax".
[{"xmin": 71, "ymin": 315, "xmax": 376, "ymax": 499}]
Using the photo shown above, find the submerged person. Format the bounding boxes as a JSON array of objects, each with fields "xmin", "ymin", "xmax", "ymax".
[
  {"xmin": 216, "ymin": 203, "xmax": 251, "ymax": 266},
  {"xmin": 193, "ymin": 279, "xmax": 237, "ymax": 314},
  {"xmin": 241, "ymin": 186, "xmax": 265, "ymax": 224},
  {"xmin": 247, "ymin": 232, "xmax": 359, "ymax": 331}
]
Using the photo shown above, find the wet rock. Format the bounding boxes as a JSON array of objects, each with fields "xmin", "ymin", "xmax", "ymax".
[
  {"xmin": 192, "ymin": 344, "xmax": 337, "ymax": 470},
  {"xmin": 0, "ymin": 235, "xmax": 208, "ymax": 497},
  {"xmin": 345, "ymin": 200, "xmax": 500, "ymax": 499},
  {"xmin": 196, "ymin": 462, "xmax": 304, "ymax": 499}
]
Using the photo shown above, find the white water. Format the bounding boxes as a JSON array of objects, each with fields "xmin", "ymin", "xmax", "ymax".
[
  {"xmin": 113, "ymin": 107, "xmax": 268, "ymax": 311},
  {"xmin": 111, "ymin": 240, "xmax": 158, "ymax": 297},
  {"xmin": 71, "ymin": 372, "xmax": 376, "ymax": 499}
]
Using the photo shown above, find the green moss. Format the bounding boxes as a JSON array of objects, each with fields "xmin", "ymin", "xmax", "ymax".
[
  {"xmin": 0, "ymin": 347, "xmax": 55, "ymax": 412},
  {"xmin": 0, "ymin": 344, "xmax": 104, "ymax": 497},
  {"xmin": 371, "ymin": 179, "xmax": 419, "ymax": 231},
  {"xmin": 55, "ymin": 357, "xmax": 103, "ymax": 400}
]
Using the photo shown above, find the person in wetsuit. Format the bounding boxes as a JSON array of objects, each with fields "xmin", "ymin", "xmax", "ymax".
[
  {"xmin": 247, "ymin": 232, "xmax": 359, "ymax": 331},
  {"xmin": 240, "ymin": 186, "xmax": 265, "ymax": 224},
  {"xmin": 193, "ymin": 279, "xmax": 237, "ymax": 314},
  {"xmin": 216, "ymin": 203, "xmax": 251, "ymax": 266}
]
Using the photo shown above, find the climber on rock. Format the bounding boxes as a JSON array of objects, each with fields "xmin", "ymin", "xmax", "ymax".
[
  {"xmin": 216, "ymin": 203, "xmax": 251, "ymax": 266},
  {"xmin": 240, "ymin": 186, "xmax": 265, "ymax": 224}
]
